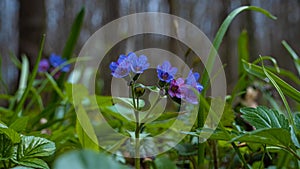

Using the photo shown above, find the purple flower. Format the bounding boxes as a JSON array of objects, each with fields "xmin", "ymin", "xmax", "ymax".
[
  {"xmin": 180, "ymin": 85, "xmax": 199, "ymax": 104},
  {"xmin": 128, "ymin": 53, "xmax": 149, "ymax": 73},
  {"xmin": 185, "ymin": 70, "xmax": 203, "ymax": 92},
  {"xmin": 168, "ymin": 78, "xmax": 184, "ymax": 98},
  {"xmin": 38, "ymin": 59, "xmax": 50, "ymax": 72},
  {"xmin": 109, "ymin": 54, "xmax": 131, "ymax": 78},
  {"xmin": 49, "ymin": 53, "xmax": 70, "ymax": 72},
  {"xmin": 157, "ymin": 61, "xmax": 177, "ymax": 82}
]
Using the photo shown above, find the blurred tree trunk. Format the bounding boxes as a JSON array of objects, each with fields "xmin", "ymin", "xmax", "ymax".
[
  {"xmin": 19, "ymin": 0, "xmax": 46, "ymax": 65},
  {"xmin": 0, "ymin": 0, "xmax": 19, "ymax": 94}
]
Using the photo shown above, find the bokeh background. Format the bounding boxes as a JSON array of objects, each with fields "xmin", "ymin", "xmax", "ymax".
[{"xmin": 1, "ymin": 0, "xmax": 299, "ymax": 94}]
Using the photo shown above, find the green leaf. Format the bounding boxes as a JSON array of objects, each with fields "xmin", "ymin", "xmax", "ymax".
[
  {"xmin": 16, "ymin": 55, "xmax": 29, "ymax": 101},
  {"xmin": 11, "ymin": 166, "xmax": 34, "ymax": 169},
  {"xmin": 16, "ymin": 158, "xmax": 49, "ymax": 169},
  {"xmin": 0, "ymin": 126, "xmax": 20, "ymax": 144},
  {"xmin": 53, "ymin": 150, "xmax": 130, "ymax": 169},
  {"xmin": 231, "ymin": 128, "xmax": 291, "ymax": 147},
  {"xmin": 113, "ymin": 97, "xmax": 145, "ymax": 109},
  {"xmin": 174, "ymin": 143, "xmax": 197, "ymax": 156},
  {"xmin": 45, "ymin": 73, "xmax": 65, "ymax": 99},
  {"xmin": 0, "ymin": 134, "xmax": 15, "ymax": 160},
  {"xmin": 294, "ymin": 113, "xmax": 300, "ymax": 131},
  {"xmin": 13, "ymin": 35, "xmax": 46, "ymax": 123},
  {"xmin": 76, "ymin": 105, "xmax": 99, "ymax": 151},
  {"xmin": 242, "ymin": 60, "xmax": 300, "ymax": 103},
  {"xmin": 57, "ymin": 8, "xmax": 85, "ymax": 87},
  {"xmin": 238, "ymin": 30, "xmax": 250, "ymax": 76},
  {"xmin": 9, "ymin": 117, "xmax": 29, "ymax": 132},
  {"xmin": 182, "ymin": 128, "xmax": 237, "ymax": 141},
  {"xmin": 62, "ymin": 8, "xmax": 85, "ymax": 60},
  {"xmin": 290, "ymin": 125, "xmax": 300, "ymax": 148},
  {"xmin": 201, "ymin": 6, "xmax": 276, "ymax": 92},
  {"xmin": 154, "ymin": 156, "xmax": 178, "ymax": 169},
  {"xmin": 240, "ymin": 106, "xmax": 289, "ymax": 130},
  {"xmin": 15, "ymin": 136, "xmax": 55, "ymax": 159},
  {"xmin": 282, "ymin": 40, "xmax": 300, "ymax": 75}
]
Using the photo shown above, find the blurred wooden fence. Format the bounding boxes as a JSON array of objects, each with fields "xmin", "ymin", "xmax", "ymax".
[{"xmin": 1, "ymin": 0, "xmax": 300, "ymax": 94}]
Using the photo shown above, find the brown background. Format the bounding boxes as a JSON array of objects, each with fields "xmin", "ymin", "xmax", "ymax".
[{"xmin": 1, "ymin": 0, "xmax": 299, "ymax": 94}]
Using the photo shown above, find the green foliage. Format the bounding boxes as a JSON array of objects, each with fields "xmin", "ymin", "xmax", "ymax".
[
  {"xmin": 0, "ymin": 124, "xmax": 55, "ymax": 169},
  {"xmin": 240, "ymin": 106, "xmax": 289, "ymax": 129},
  {"xmin": 53, "ymin": 150, "xmax": 130, "ymax": 169}
]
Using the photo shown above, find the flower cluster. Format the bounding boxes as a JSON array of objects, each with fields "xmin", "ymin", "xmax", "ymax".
[
  {"xmin": 110, "ymin": 52, "xmax": 203, "ymax": 104},
  {"xmin": 109, "ymin": 52, "xmax": 149, "ymax": 78},
  {"xmin": 38, "ymin": 53, "xmax": 71, "ymax": 78},
  {"xmin": 157, "ymin": 61, "xmax": 203, "ymax": 104}
]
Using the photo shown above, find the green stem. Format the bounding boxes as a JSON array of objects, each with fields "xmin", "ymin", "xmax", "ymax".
[
  {"xmin": 131, "ymin": 83, "xmax": 140, "ymax": 169},
  {"xmin": 231, "ymin": 142, "xmax": 250, "ymax": 169},
  {"xmin": 2, "ymin": 161, "xmax": 7, "ymax": 169},
  {"xmin": 135, "ymin": 110, "xmax": 140, "ymax": 169},
  {"xmin": 198, "ymin": 103, "xmax": 205, "ymax": 168},
  {"xmin": 211, "ymin": 140, "xmax": 218, "ymax": 169}
]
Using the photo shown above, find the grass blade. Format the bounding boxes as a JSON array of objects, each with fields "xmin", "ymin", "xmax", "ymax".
[
  {"xmin": 12, "ymin": 35, "xmax": 46, "ymax": 123},
  {"xmin": 243, "ymin": 60, "xmax": 300, "ymax": 103},
  {"xmin": 282, "ymin": 40, "xmax": 300, "ymax": 76},
  {"xmin": 201, "ymin": 6, "xmax": 276, "ymax": 93},
  {"xmin": 57, "ymin": 7, "xmax": 85, "ymax": 88}
]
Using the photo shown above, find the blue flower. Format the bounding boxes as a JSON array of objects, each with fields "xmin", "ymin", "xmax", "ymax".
[
  {"xmin": 49, "ymin": 53, "xmax": 70, "ymax": 72},
  {"xmin": 128, "ymin": 53, "xmax": 149, "ymax": 74},
  {"xmin": 185, "ymin": 70, "xmax": 203, "ymax": 92},
  {"xmin": 110, "ymin": 52, "xmax": 150, "ymax": 78},
  {"xmin": 38, "ymin": 59, "xmax": 50, "ymax": 72},
  {"xmin": 109, "ymin": 54, "xmax": 131, "ymax": 78},
  {"xmin": 157, "ymin": 61, "xmax": 177, "ymax": 82}
]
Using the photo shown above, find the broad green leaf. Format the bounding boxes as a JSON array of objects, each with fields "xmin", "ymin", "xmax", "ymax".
[
  {"xmin": 0, "ymin": 134, "xmax": 14, "ymax": 160},
  {"xmin": 14, "ymin": 136, "xmax": 55, "ymax": 159},
  {"xmin": 240, "ymin": 106, "xmax": 289, "ymax": 130},
  {"xmin": 294, "ymin": 113, "xmax": 300, "ymax": 131},
  {"xmin": 11, "ymin": 166, "xmax": 34, "ymax": 169},
  {"xmin": 0, "ymin": 126, "xmax": 20, "ymax": 144},
  {"xmin": 290, "ymin": 125, "xmax": 300, "ymax": 148},
  {"xmin": 53, "ymin": 150, "xmax": 130, "ymax": 169},
  {"xmin": 201, "ymin": 6, "xmax": 276, "ymax": 92},
  {"xmin": 231, "ymin": 128, "xmax": 291, "ymax": 147},
  {"xmin": 15, "ymin": 158, "xmax": 49, "ymax": 169},
  {"xmin": 154, "ymin": 156, "xmax": 178, "ymax": 169},
  {"xmin": 242, "ymin": 60, "xmax": 300, "ymax": 103},
  {"xmin": 9, "ymin": 117, "xmax": 29, "ymax": 132},
  {"xmin": 76, "ymin": 105, "xmax": 99, "ymax": 151}
]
